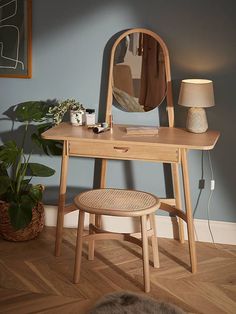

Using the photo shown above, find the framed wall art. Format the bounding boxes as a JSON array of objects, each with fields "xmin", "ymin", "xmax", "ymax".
[{"xmin": 0, "ymin": 0, "xmax": 32, "ymax": 78}]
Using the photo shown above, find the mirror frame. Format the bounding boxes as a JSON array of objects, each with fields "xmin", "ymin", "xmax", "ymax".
[{"xmin": 105, "ymin": 28, "xmax": 174, "ymax": 127}]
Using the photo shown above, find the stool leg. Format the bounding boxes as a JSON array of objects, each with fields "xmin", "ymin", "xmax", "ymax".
[
  {"xmin": 149, "ymin": 213, "xmax": 160, "ymax": 268},
  {"xmin": 88, "ymin": 213, "xmax": 95, "ymax": 260},
  {"xmin": 140, "ymin": 215, "xmax": 150, "ymax": 293},
  {"xmin": 95, "ymin": 214, "xmax": 102, "ymax": 228},
  {"xmin": 73, "ymin": 210, "xmax": 85, "ymax": 283}
]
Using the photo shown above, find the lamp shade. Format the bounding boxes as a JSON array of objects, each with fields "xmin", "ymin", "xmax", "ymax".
[{"xmin": 178, "ymin": 79, "xmax": 215, "ymax": 108}]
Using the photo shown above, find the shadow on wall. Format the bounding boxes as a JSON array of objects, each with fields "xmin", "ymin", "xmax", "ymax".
[
  {"xmin": 93, "ymin": 159, "xmax": 136, "ymax": 191},
  {"xmin": 97, "ymin": 30, "xmax": 127, "ymax": 122},
  {"xmin": 42, "ymin": 186, "xmax": 88, "ymax": 205},
  {"xmin": 0, "ymin": 106, "xmax": 38, "ymax": 152},
  {"xmin": 172, "ymin": 79, "xmax": 187, "ymax": 128},
  {"xmin": 0, "ymin": 101, "xmax": 60, "ymax": 155}
]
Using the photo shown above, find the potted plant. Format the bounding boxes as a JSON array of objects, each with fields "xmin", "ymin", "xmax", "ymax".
[
  {"xmin": 0, "ymin": 101, "xmax": 61, "ymax": 241},
  {"xmin": 48, "ymin": 99, "xmax": 85, "ymax": 126}
]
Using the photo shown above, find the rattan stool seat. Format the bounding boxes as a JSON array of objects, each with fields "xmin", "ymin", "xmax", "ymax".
[
  {"xmin": 74, "ymin": 188, "xmax": 160, "ymax": 217},
  {"xmin": 73, "ymin": 188, "xmax": 160, "ymax": 293}
]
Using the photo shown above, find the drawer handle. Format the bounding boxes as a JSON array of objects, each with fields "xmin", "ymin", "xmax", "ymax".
[{"xmin": 113, "ymin": 146, "xmax": 129, "ymax": 153}]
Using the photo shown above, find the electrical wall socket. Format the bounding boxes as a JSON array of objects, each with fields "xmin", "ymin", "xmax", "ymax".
[{"xmin": 199, "ymin": 179, "xmax": 205, "ymax": 189}]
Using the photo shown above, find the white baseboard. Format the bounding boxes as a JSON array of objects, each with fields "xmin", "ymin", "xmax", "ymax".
[{"xmin": 44, "ymin": 205, "xmax": 236, "ymax": 245}]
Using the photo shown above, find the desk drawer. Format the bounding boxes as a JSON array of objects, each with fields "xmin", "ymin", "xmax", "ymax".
[{"xmin": 69, "ymin": 141, "xmax": 180, "ymax": 163}]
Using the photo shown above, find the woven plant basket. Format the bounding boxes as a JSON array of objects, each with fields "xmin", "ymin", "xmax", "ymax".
[{"xmin": 0, "ymin": 201, "xmax": 45, "ymax": 241}]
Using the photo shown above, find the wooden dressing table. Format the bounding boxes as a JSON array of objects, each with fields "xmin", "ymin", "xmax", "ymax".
[
  {"xmin": 42, "ymin": 28, "xmax": 220, "ymax": 273},
  {"xmin": 42, "ymin": 122, "xmax": 219, "ymax": 272}
]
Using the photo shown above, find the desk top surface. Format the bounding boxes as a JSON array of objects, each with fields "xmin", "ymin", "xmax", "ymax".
[{"xmin": 42, "ymin": 123, "xmax": 220, "ymax": 150}]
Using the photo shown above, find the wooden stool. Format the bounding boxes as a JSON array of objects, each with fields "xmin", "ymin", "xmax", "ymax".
[{"xmin": 73, "ymin": 188, "xmax": 160, "ymax": 293}]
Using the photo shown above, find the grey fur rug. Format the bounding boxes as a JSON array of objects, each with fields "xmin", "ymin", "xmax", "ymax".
[{"xmin": 89, "ymin": 291, "xmax": 185, "ymax": 314}]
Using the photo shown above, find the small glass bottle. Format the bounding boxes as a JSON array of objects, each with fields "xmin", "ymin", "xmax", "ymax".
[{"xmin": 85, "ymin": 109, "xmax": 96, "ymax": 126}]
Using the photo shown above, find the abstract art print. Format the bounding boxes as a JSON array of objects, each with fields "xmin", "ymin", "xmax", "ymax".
[{"xmin": 0, "ymin": 0, "xmax": 32, "ymax": 78}]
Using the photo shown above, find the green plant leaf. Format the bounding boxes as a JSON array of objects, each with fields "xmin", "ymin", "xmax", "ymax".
[
  {"xmin": 15, "ymin": 101, "xmax": 49, "ymax": 122},
  {"xmin": 31, "ymin": 123, "xmax": 63, "ymax": 156},
  {"xmin": 0, "ymin": 176, "xmax": 11, "ymax": 195},
  {"xmin": 27, "ymin": 163, "xmax": 55, "ymax": 177},
  {"xmin": 8, "ymin": 199, "xmax": 33, "ymax": 230},
  {"xmin": 46, "ymin": 141, "xmax": 63, "ymax": 156},
  {"xmin": 0, "ymin": 163, "xmax": 8, "ymax": 176},
  {"xmin": 31, "ymin": 133, "xmax": 62, "ymax": 156},
  {"xmin": 21, "ymin": 179, "xmax": 31, "ymax": 191},
  {"xmin": 0, "ymin": 141, "xmax": 20, "ymax": 167},
  {"xmin": 36, "ymin": 122, "xmax": 52, "ymax": 133},
  {"xmin": 29, "ymin": 185, "xmax": 43, "ymax": 203},
  {"xmin": 4, "ymin": 189, "xmax": 16, "ymax": 203}
]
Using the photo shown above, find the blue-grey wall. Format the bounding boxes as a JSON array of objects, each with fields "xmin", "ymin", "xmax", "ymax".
[{"xmin": 1, "ymin": 0, "xmax": 235, "ymax": 222}]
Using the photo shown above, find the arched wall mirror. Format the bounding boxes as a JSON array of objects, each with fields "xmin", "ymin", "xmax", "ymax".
[{"xmin": 105, "ymin": 28, "xmax": 174, "ymax": 126}]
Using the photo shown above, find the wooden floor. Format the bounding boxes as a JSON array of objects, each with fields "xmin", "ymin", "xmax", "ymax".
[{"xmin": 0, "ymin": 227, "xmax": 235, "ymax": 314}]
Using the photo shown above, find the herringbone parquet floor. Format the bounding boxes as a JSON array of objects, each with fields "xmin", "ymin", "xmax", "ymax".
[{"xmin": 0, "ymin": 227, "xmax": 235, "ymax": 313}]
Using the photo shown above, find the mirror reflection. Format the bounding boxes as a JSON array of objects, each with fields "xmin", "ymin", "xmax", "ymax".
[{"xmin": 113, "ymin": 33, "xmax": 166, "ymax": 112}]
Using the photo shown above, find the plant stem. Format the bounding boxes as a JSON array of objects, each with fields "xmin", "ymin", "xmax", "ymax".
[
  {"xmin": 21, "ymin": 121, "xmax": 29, "ymax": 150},
  {"xmin": 16, "ymin": 152, "xmax": 32, "ymax": 195},
  {"xmin": 15, "ymin": 122, "xmax": 31, "ymax": 195},
  {"xmin": 15, "ymin": 122, "xmax": 28, "ymax": 181}
]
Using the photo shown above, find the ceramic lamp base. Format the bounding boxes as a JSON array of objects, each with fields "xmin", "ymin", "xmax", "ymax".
[{"xmin": 186, "ymin": 107, "xmax": 208, "ymax": 133}]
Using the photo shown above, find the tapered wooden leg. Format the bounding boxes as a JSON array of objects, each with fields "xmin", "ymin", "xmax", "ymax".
[
  {"xmin": 94, "ymin": 159, "xmax": 107, "ymax": 235},
  {"xmin": 141, "ymin": 215, "xmax": 150, "ymax": 293},
  {"xmin": 73, "ymin": 210, "xmax": 85, "ymax": 283},
  {"xmin": 181, "ymin": 149, "xmax": 197, "ymax": 273},
  {"xmin": 100, "ymin": 159, "xmax": 107, "ymax": 188},
  {"xmin": 95, "ymin": 215, "xmax": 102, "ymax": 228},
  {"xmin": 171, "ymin": 163, "xmax": 185, "ymax": 243},
  {"xmin": 55, "ymin": 141, "xmax": 69, "ymax": 257},
  {"xmin": 149, "ymin": 213, "xmax": 159, "ymax": 268},
  {"xmin": 88, "ymin": 214, "xmax": 95, "ymax": 260}
]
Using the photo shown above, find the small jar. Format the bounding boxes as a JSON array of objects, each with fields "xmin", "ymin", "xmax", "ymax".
[
  {"xmin": 70, "ymin": 109, "xmax": 84, "ymax": 126},
  {"xmin": 85, "ymin": 109, "xmax": 96, "ymax": 125}
]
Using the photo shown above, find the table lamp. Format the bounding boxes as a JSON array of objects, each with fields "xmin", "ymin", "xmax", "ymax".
[{"xmin": 178, "ymin": 79, "xmax": 215, "ymax": 133}]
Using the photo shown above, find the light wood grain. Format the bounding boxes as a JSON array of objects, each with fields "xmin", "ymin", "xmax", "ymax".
[
  {"xmin": 42, "ymin": 122, "xmax": 219, "ymax": 273},
  {"xmin": 55, "ymin": 141, "xmax": 69, "ymax": 257},
  {"xmin": 41, "ymin": 30, "xmax": 219, "ymax": 279},
  {"xmin": 0, "ymin": 227, "xmax": 235, "ymax": 314},
  {"xmin": 73, "ymin": 188, "xmax": 160, "ymax": 292},
  {"xmin": 88, "ymin": 214, "xmax": 95, "ymax": 260},
  {"xmin": 141, "ymin": 215, "xmax": 150, "ymax": 292},
  {"xmin": 150, "ymin": 213, "xmax": 160, "ymax": 268},
  {"xmin": 74, "ymin": 210, "xmax": 85, "ymax": 283},
  {"xmin": 171, "ymin": 163, "xmax": 185, "ymax": 243},
  {"xmin": 69, "ymin": 139, "xmax": 180, "ymax": 163},
  {"xmin": 42, "ymin": 123, "xmax": 220, "ymax": 151},
  {"xmin": 181, "ymin": 148, "xmax": 197, "ymax": 273}
]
